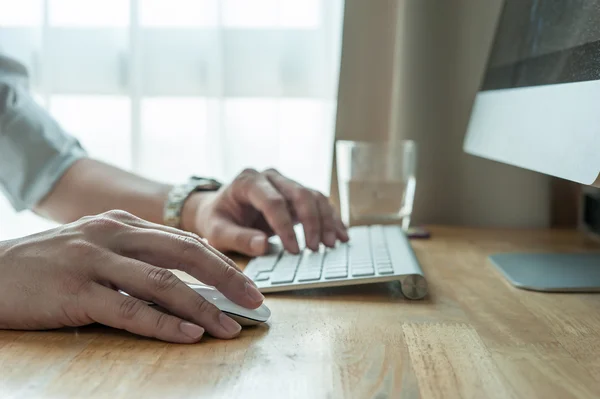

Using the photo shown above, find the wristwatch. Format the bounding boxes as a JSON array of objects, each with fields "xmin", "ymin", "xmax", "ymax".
[{"xmin": 163, "ymin": 176, "xmax": 222, "ymax": 229}]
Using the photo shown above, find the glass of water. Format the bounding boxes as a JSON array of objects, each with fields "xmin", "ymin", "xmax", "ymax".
[{"xmin": 336, "ymin": 139, "xmax": 417, "ymax": 230}]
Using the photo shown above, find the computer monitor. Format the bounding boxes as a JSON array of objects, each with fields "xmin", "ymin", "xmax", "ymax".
[
  {"xmin": 463, "ymin": 0, "xmax": 600, "ymax": 292},
  {"xmin": 464, "ymin": 0, "xmax": 600, "ymax": 187}
]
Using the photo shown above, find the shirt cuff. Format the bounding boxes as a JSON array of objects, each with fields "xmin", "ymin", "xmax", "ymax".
[{"xmin": 14, "ymin": 144, "xmax": 88, "ymax": 212}]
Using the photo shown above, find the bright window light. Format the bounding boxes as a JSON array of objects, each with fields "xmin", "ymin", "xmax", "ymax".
[
  {"xmin": 278, "ymin": 99, "xmax": 333, "ymax": 193},
  {"xmin": 0, "ymin": 0, "xmax": 42, "ymax": 27},
  {"xmin": 222, "ymin": 98, "xmax": 280, "ymax": 178},
  {"xmin": 222, "ymin": 0, "xmax": 278, "ymax": 28},
  {"xmin": 281, "ymin": 0, "xmax": 321, "ymax": 28},
  {"xmin": 223, "ymin": 0, "xmax": 320, "ymax": 28},
  {"xmin": 49, "ymin": 0, "xmax": 129, "ymax": 27},
  {"xmin": 140, "ymin": 97, "xmax": 210, "ymax": 183},
  {"xmin": 140, "ymin": 0, "xmax": 218, "ymax": 27},
  {"xmin": 50, "ymin": 95, "xmax": 132, "ymax": 170}
]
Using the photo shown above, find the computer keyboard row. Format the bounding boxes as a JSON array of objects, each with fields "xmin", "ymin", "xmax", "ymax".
[{"xmin": 245, "ymin": 225, "xmax": 425, "ymax": 289}]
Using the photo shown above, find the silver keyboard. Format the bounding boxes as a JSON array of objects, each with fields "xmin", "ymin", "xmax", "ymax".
[{"xmin": 244, "ymin": 225, "xmax": 428, "ymax": 299}]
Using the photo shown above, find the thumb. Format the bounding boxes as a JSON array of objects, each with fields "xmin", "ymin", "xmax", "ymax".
[{"xmin": 211, "ymin": 221, "xmax": 268, "ymax": 256}]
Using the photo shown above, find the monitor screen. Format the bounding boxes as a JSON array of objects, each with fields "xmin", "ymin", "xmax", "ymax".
[
  {"xmin": 482, "ymin": 0, "xmax": 600, "ymax": 91},
  {"xmin": 463, "ymin": 0, "xmax": 600, "ymax": 186}
]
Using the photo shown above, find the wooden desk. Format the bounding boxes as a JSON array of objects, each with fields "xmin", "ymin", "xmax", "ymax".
[{"xmin": 1, "ymin": 227, "xmax": 600, "ymax": 398}]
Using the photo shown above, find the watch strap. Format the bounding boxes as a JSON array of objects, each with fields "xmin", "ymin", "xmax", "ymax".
[{"xmin": 163, "ymin": 177, "xmax": 222, "ymax": 229}]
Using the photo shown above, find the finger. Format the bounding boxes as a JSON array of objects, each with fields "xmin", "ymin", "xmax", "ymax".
[
  {"xmin": 333, "ymin": 211, "xmax": 350, "ymax": 242},
  {"xmin": 264, "ymin": 170, "xmax": 322, "ymax": 251},
  {"xmin": 234, "ymin": 170, "xmax": 300, "ymax": 254},
  {"xmin": 83, "ymin": 283, "xmax": 205, "ymax": 344},
  {"xmin": 312, "ymin": 192, "xmax": 338, "ymax": 248},
  {"xmin": 123, "ymin": 219, "xmax": 243, "ymax": 273},
  {"xmin": 95, "ymin": 257, "xmax": 242, "ymax": 339},
  {"xmin": 208, "ymin": 218, "xmax": 269, "ymax": 257},
  {"xmin": 112, "ymin": 229, "xmax": 264, "ymax": 309}
]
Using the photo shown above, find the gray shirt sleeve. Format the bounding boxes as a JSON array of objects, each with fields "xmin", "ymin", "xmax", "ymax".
[{"xmin": 0, "ymin": 55, "xmax": 87, "ymax": 211}]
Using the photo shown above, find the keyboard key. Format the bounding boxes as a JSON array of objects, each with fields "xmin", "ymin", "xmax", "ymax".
[
  {"xmin": 297, "ymin": 249, "xmax": 324, "ymax": 271},
  {"xmin": 350, "ymin": 259, "xmax": 373, "ymax": 267},
  {"xmin": 297, "ymin": 272, "xmax": 322, "ymax": 282},
  {"xmin": 376, "ymin": 261, "xmax": 393, "ymax": 268},
  {"xmin": 325, "ymin": 269, "xmax": 347, "ymax": 275},
  {"xmin": 324, "ymin": 270, "xmax": 348, "ymax": 279},
  {"xmin": 352, "ymin": 266, "xmax": 374, "ymax": 271},
  {"xmin": 254, "ymin": 272, "xmax": 271, "ymax": 281},
  {"xmin": 271, "ymin": 273, "xmax": 297, "ymax": 284},
  {"xmin": 255, "ymin": 256, "xmax": 280, "ymax": 272},
  {"xmin": 269, "ymin": 252, "xmax": 301, "ymax": 284},
  {"xmin": 378, "ymin": 268, "xmax": 394, "ymax": 275},
  {"xmin": 352, "ymin": 269, "xmax": 375, "ymax": 277}
]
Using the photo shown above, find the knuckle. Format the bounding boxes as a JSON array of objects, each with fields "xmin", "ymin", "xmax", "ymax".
[
  {"xmin": 146, "ymin": 268, "xmax": 179, "ymax": 293},
  {"xmin": 82, "ymin": 216, "xmax": 124, "ymax": 234},
  {"xmin": 323, "ymin": 209, "xmax": 337, "ymax": 225},
  {"xmin": 194, "ymin": 295, "xmax": 218, "ymax": 316},
  {"xmin": 103, "ymin": 209, "xmax": 135, "ymax": 220},
  {"xmin": 233, "ymin": 169, "xmax": 259, "ymax": 196},
  {"xmin": 236, "ymin": 168, "xmax": 258, "ymax": 184},
  {"xmin": 221, "ymin": 265, "xmax": 239, "ymax": 281},
  {"xmin": 298, "ymin": 206, "xmax": 319, "ymax": 225},
  {"xmin": 323, "ymin": 218, "xmax": 336, "ymax": 230},
  {"xmin": 303, "ymin": 219, "xmax": 320, "ymax": 234},
  {"xmin": 267, "ymin": 195, "xmax": 286, "ymax": 209},
  {"xmin": 278, "ymin": 217, "xmax": 294, "ymax": 230},
  {"xmin": 66, "ymin": 239, "xmax": 99, "ymax": 259},
  {"xmin": 234, "ymin": 169, "xmax": 257, "ymax": 187},
  {"xmin": 118, "ymin": 297, "xmax": 144, "ymax": 321},
  {"xmin": 176, "ymin": 235, "xmax": 198, "ymax": 256},
  {"xmin": 292, "ymin": 188, "xmax": 313, "ymax": 203},
  {"xmin": 263, "ymin": 167, "xmax": 279, "ymax": 175},
  {"xmin": 240, "ymin": 167, "xmax": 258, "ymax": 176},
  {"xmin": 77, "ymin": 215, "xmax": 94, "ymax": 224},
  {"xmin": 153, "ymin": 312, "xmax": 172, "ymax": 332},
  {"xmin": 314, "ymin": 190, "xmax": 329, "ymax": 204}
]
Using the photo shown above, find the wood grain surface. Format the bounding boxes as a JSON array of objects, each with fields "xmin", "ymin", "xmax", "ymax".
[{"xmin": 1, "ymin": 226, "xmax": 600, "ymax": 398}]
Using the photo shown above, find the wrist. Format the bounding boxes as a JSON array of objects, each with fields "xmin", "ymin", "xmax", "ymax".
[{"xmin": 180, "ymin": 191, "xmax": 214, "ymax": 234}]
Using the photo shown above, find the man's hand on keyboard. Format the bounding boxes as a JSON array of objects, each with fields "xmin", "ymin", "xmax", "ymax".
[{"xmin": 182, "ymin": 168, "xmax": 349, "ymax": 256}]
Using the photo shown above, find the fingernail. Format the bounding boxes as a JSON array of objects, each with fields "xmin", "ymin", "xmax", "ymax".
[
  {"xmin": 219, "ymin": 313, "xmax": 242, "ymax": 335},
  {"xmin": 339, "ymin": 229, "xmax": 350, "ymax": 242},
  {"xmin": 180, "ymin": 322, "xmax": 205, "ymax": 340},
  {"xmin": 250, "ymin": 236, "xmax": 265, "ymax": 254},
  {"xmin": 245, "ymin": 281, "xmax": 264, "ymax": 302},
  {"xmin": 325, "ymin": 232, "xmax": 336, "ymax": 247}
]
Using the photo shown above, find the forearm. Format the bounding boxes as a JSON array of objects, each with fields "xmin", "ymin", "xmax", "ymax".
[{"xmin": 35, "ymin": 158, "xmax": 172, "ymax": 224}]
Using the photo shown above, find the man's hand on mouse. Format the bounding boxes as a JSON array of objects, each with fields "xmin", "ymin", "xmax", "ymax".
[
  {"xmin": 182, "ymin": 168, "xmax": 349, "ymax": 256},
  {"xmin": 0, "ymin": 210, "xmax": 264, "ymax": 344}
]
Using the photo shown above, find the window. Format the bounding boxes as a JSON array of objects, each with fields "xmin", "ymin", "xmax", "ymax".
[{"xmin": 0, "ymin": 0, "xmax": 344, "ymax": 240}]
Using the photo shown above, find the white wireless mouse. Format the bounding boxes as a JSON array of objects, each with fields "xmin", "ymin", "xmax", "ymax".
[
  {"xmin": 187, "ymin": 284, "xmax": 271, "ymax": 326},
  {"xmin": 122, "ymin": 284, "xmax": 271, "ymax": 327}
]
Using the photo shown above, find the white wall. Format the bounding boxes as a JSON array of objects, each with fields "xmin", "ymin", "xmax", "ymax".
[{"xmin": 333, "ymin": 0, "xmax": 551, "ymax": 228}]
